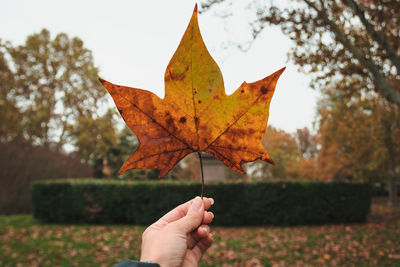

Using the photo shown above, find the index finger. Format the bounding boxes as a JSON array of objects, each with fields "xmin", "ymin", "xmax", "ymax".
[{"xmin": 157, "ymin": 197, "xmax": 214, "ymax": 225}]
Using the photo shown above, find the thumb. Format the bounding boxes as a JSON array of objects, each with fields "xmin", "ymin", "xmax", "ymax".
[{"xmin": 175, "ymin": 196, "xmax": 204, "ymax": 234}]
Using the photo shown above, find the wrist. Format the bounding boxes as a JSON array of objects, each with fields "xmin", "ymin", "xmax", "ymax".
[
  {"xmin": 140, "ymin": 253, "xmax": 162, "ymax": 267},
  {"xmin": 141, "ymin": 260, "xmax": 159, "ymax": 265}
]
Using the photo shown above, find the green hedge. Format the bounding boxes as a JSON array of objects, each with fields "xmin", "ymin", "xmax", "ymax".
[{"xmin": 31, "ymin": 179, "xmax": 371, "ymax": 225}]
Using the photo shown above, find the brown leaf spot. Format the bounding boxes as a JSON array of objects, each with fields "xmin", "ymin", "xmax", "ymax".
[
  {"xmin": 167, "ymin": 70, "xmax": 186, "ymax": 81},
  {"xmin": 179, "ymin": 117, "xmax": 186, "ymax": 123},
  {"xmin": 198, "ymin": 100, "xmax": 202, "ymax": 104},
  {"xmin": 166, "ymin": 117, "xmax": 174, "ymax": 125},
  {"xmin": 261, "ymin": 86, "xmax": 268, "ymax": 95},
  {"xmin": 241, "ymin": 89, "xmax": 244, "ymax": 93},
  {"xmin": 175, "ymin": 73, "xmax": 185, "ymax": 80},
  {"xmin": 228, "ymin": 128, "xmax": 247, "ymax": 139}
]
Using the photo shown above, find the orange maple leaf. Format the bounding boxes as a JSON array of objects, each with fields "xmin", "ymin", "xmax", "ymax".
[{"xmin": 100, "ymin": 5, "xmax": 285, "ymax": 177}]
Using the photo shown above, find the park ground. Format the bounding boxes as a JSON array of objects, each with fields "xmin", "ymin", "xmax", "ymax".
[{"xmin": 0, "ymin": 198, "xmax": 399, "ymax": 267}]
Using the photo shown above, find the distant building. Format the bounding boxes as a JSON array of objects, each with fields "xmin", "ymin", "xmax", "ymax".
[{"xmin": 199, "ymin": 153, "xmax": 226, "ymax": 182}]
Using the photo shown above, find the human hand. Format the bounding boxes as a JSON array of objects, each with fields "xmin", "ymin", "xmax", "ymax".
[{"xmin": 140, "ymin": 196, "xmax": 214, "ymax": 267}]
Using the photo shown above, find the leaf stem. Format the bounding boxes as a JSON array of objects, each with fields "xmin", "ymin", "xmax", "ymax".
[{"xmin": 197, "ymin": 152, "xmax": 204, "ymax": 199}]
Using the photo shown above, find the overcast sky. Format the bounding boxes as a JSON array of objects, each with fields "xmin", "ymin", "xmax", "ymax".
[{"xmin": 1, "ymin": 0, "xmax": 318, "ymax": 133}]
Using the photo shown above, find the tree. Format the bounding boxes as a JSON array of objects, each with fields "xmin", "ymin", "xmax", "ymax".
[
  {"xmin": 1, "ymin": 29, "xmax": 107, "ymax": 147},
  {"xmin": 69, "ymin": 109, "xmax": 118, "ymax": 177},
  {"xmin": 0, "ymin": 140, "xmax": 92, "ymax": 214},
  {"xmin": 201, "ymin": 0, "xmax": 400, "ymax": 205},
  {"xmin": 201, "ymin": 0, "xmax": 400, "ymax": 105},
  {"xmin": 247, "ymin": 126, "xmax": 299, "ymax": 180},
  {"xmin": 289, "ymin": 127, "xmax": 319, "ymax": 181},
  {"xmin": 0, "ymin": 44, "xmax": 21, "ymax": 142},
  {"xmin": 295, "ymin": 127, "xmax": 316, "ymax": 159},
  {"xmin": 316, "ymin": 84, "xmax": 399, "ymax": 204}
]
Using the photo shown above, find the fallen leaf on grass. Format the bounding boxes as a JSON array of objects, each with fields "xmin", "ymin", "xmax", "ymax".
[
  {"xmin": 217, "ymin": 249, "xmax": 237, "ymax": 261},
  {"xmin": 245, "ymin": 258, "xmax": 263, "ymax": 267}
]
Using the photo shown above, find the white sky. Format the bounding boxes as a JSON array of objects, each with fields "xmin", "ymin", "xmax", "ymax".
[{"xmin": 0, "ymin": 0, "xmax": 318, "ymax": 133}]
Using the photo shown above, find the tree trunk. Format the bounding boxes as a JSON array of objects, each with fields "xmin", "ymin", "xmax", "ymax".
[
  {"xmin": 93, "ymin": 158, "xmax": 104, "ymax": 178},
  {"xmin": 388, "ymin": 173, "xmax": 398, "ymax": 207},
  {"xmin": 382, "ymin": 110, "xmax": 399, "ymax": 206}
]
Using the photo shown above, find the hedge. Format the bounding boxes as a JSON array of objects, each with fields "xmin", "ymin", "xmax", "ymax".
[{"xmin": 31, "ymin": 179, "xmax": 371, "ymax": 225}]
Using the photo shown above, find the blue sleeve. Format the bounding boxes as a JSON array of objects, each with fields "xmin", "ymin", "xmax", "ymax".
[{"xmin": 113, "ymin": 259, "xmax": 160, "ymax": 267}]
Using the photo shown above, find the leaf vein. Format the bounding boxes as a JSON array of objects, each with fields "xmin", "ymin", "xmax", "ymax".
[
  {"xmin": 205, "ymin": 78, "xmax": 275, "ymax": 150},
  {"xmin": 117, "ymin": 92, "xmax": 194, "ymax": 151}
]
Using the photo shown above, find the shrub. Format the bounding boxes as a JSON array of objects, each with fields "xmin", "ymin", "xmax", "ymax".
[
  {"xmin": 32, "ymin": 179, "xmax": 371, "ymax": 225},
  {"xmin": 0, "ymin": 140, "xmax": 92, "ymax": 214}
]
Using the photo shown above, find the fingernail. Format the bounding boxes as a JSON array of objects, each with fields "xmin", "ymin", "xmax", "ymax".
[
  {"xmin": 192, "ymin": 196, "xmax": 203, "ymax": 210},
  {"xmin": 209, "ymin": 198, "xmax": 214, "ymax": 205},
  {"xmin": 209, "ymin": 211, "xmax": 214, "ymax": 219}
]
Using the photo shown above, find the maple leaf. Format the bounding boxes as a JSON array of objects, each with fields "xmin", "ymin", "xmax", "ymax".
[{"xmin": 99, "ymin": 5, "xmax": 285, "ymax": 177}]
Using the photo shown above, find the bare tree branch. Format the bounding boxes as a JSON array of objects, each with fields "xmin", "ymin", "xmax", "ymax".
[
  {"xmin": 303, "ymin": 0, "xmax": 400, "ymax": 105},
  {"xmin": 342, "ymin": 0, "xmax": 400, "ymax": 74}
]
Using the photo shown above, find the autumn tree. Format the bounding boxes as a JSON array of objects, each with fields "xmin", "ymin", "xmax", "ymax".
[
  {"xmin": 0, "ymin": 140, "xmax": 92, "ymax": 214},
  {"xmin": 69, "ymin": 109, "xmax": 119, "ymax": 177},
  {"xmin": 235, "ymin": 126, "xmax": 320, "ymax": 181},
  {"xmin": 288, "ymin": 127, "xmax": 320, "ymax": 181},
  {"xmin": 1, "ymin": 29, "xmax": 107, "ymax": 148},
  {"xmin": 295, "ymin": 127, "xmax": 316, "ymax": 159},
  {"xmin": 201, "ymin": 0, "xmax": 400, "ymax": 205},
  {"xmin": 0, "ymin": 44, "xmax": 21, "ymax": 141},
  {"xmin": 201, "ymin": 0, "xmax": 400, "ymax": 105},
  {"xmin": 246, "ymin": 126, "xmax": 299, "ymax": 180},
  {"xmin": 0, "ymin": 29, "xmax": 135, "ymax": 180},
  {"xmin": 317, "ymin": 84, "xmax": 399, "ymax": 205}
]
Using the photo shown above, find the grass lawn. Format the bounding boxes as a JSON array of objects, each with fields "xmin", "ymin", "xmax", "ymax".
[{"xmin": 1, "ymin": 198, "xmax": 399, "ymax": 267}]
